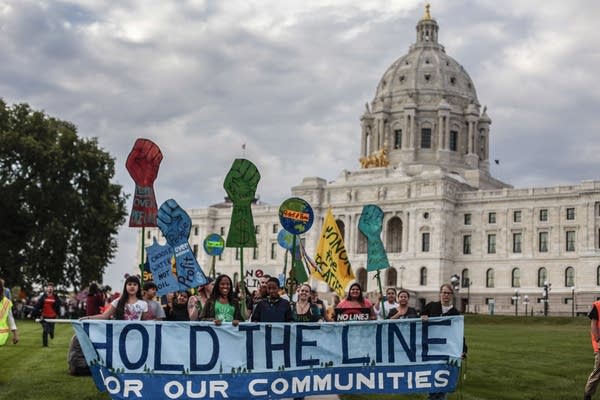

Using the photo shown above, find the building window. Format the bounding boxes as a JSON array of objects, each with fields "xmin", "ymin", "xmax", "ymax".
[
  {"xmin": 255, "ymin": 225, "xmax": 260, "ymax": 234},
  {"xmin": 464, "ymin": 213, "xmax": 471, "ymax": 225},
  {"xmin": 565, "ymin": 266, "xmax": 575, "ymax": 287},
  {"xmin": 252, "ymin": 247, "xmax": 258, "ymax": 260},
  {"xmin": 146, "ymin": 231, "xmax": 151, "ymax": 240},
  {"xmin": 270, "ymin": 243, "xmax": 277, "ymax": 260},
  {"xmin": 461, "ymin": 269, "xmax": 470, "ymax": 288},
  {"xmin": 513, "ymin": 233, "xmax": 522, "ymax": 253},
  {"xmin": 394, "ymin": 129, "xmax": 402, "ymax": 149},
  {"xmin": 193, "ymin": 244, "xmax": 198, "ymax": 257},
  {"xmin": 421, "ymin": 232, "xmax": 430, "ymax": 252},
  {"xmin": 512, "ymin": 268, "xmax": 521, "ymax": 288},
  {"xmin": 463, "ymin": 235, "xmax": 471, "ymax": 254},
  {"xmin": 218, "ymin": 252, "xmax": 223, "ymax": 261},
  {"xmin": 386, "ymin": 217, "xmax": 403, "ymax": 253},
  {"xmin": 540, "ymin": 209, "xmax": 548, "ymax": 222},
  {"xmin": 357, "ymin": 268, "xmax": 368, "ymax": 290},
  {"xmin": 272, "ymin": 224, "xmax": 278, "ymax": 234},
  {"xmin": 566, "ymin": 208, "xmax": 575, "ymax": 220},
  {"xmin": 421, "ymin": 128, "xmax": 432, "ymax": 149},
  {"xmin": 220, "ymin": 226, "xmax": 225, "ymax": 236},
  {"xmin": 194, "ymin": 226, "xmax": 199, "ymax": 236},
  {"xmin": 597, "ymin": 266, "xmax": 600, "ymax": 286},
  {"xmin": 235, "ymin": 248, "xmax": 240, "ymax": 260},
  {"xmin": 513, "ymin": 210, "xmax": 521, "ymax": 223},
  {"xmin": 538, "ymin": 267, "xmax": 547, "ymax": 287},
  {"xmin": 336, "ymin": 219, "xmax": 346, "ymax": 240},
  {"xmin": 449, "ymin": 130, "xmax": 458, "ymax": 151},
  {"xmin": 488, "ymin": 212, "xmax": 496, "ymax": 224},
  {"xmin": 487, "ymin": 234, "xmax": 496, "ymax": 254},
  {"xmin": 539, "ymin": 232, "xmax": 548, "ymax": 252},
  {"xmin": 566, "ymin": 231, "xmax": 575, "ymax": 252},
  {"xmin": 385, "ymin": 267, "xmax": 397, "ymax": 287},
  {"xmin": 420, "ymin": 267, "xmax": 427, "ymax": 286},
  {"xmin": 486, "ymin": 268, "xmax": 495, "ymax": 288}
]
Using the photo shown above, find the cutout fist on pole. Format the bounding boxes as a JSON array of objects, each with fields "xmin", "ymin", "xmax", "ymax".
[
  {"xmin": 223, "ymin": 159, "xmax": 260, "ymax": 248},
  {"xmin": 126, "ymin": 138, "xmax": 163, "ymax": 227}
]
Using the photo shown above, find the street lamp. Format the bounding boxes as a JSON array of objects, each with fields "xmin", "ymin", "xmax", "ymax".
[
  {"xmin": 571, "ymin": 286, "xmax": 576, "ymax": 318},
  {"xmin": 523, "ymin": 295, "xmax": 529, "ymax": 316},
  {"xmin": 512, "ymin": 289, "xmax": 520, "ymax": 316},
  {"xmin": 542, "ymin": 281, "xmax": 551, "ymax": 317},
  {"xmin": 450, "ymin": 274, "xmax": 460, "ymax": 307}
]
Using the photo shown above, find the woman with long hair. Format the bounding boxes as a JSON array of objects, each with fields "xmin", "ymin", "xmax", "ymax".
[
  {"xmin": 188, "ymin": 278, "xmax": 214, "ymax": 320},
  {"xmin": 85, "ymin": 282, "xmax": 105, "ymax": 317},
  {"xmin": 199, "ymin": 274, "xmax": 243, "ymax": 326},
  {"xmin": 291, "ymin": 284, "xmax": 323, "ymax": 322},
  {"xmin": 334, "ymin": 282, "xmax": 376, "ymax": 321},
  {"xmin": 82, "ymin": 275, "xmax": 148, "ymax": 321}
]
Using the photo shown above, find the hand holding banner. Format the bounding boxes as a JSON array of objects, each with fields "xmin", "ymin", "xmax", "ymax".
[
  {"xmin": 126, "ymin": 138, "xmax": 162, "ymax": 227},
  {"xmin": 358, "ymin": 205, "xmax": 390, "ymax": 271},
  {"xmin": 157, "ymin": 199, "xmax": 208, "ymax": 290},
  {"xmin": 223, "ymin": 159, "xmax": 260, "ymax": 248}
]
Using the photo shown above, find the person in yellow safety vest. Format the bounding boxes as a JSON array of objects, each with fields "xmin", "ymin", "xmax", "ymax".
[
  {"xmin": 0, "ymin": 278, "xmax": 19, "ymax": 346},
  {"xmin": 584, "ymin": 300, "xmax": 600, "ymax": 400}
]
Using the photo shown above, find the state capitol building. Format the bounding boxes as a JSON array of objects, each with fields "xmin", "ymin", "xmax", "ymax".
[{"xmin": 140, "ymin": 8, "xmax": 600, "ymax": 316}]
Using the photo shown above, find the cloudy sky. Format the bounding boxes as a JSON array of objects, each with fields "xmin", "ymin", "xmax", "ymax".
[{"xmin": 1, "ymin": 0, "xmax": 599, "ymax": 289}]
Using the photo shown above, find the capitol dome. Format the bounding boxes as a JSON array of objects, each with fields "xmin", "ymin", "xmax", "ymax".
[{"xmin": 358, "ymin": 5, "xmax": 505, "ymax": 189}]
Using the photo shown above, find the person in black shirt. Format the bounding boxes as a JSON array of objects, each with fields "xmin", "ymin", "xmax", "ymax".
[{"xmin": 251, "ymin": 277, "xmax": 291, "ymax": 322}]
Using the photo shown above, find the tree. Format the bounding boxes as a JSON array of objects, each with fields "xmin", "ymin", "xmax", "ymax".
[{"xmin": 0, "ymin": 100, "xmax": 127, "ymax": 291}]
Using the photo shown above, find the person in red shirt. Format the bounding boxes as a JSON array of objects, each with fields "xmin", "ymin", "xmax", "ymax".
[{"xmin": 32, "ymin": 282, "xmax": 62, "ymax": 347}]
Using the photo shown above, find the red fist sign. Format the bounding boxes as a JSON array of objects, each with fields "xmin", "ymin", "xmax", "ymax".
[{"xmin": 126, "ymin": 138, "xmax": 163, "ymax": 227}]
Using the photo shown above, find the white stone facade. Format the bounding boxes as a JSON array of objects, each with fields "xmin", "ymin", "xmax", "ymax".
[{"xmin": 137, "ymin": 9, "xmax": 600, "ymax": 315}]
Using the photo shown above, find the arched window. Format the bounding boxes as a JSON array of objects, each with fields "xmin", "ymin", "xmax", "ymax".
[
  {"xmin": 461, "ymin": 269, "xmax": 470, "ymax": 288},
  {"xmin": 511, "ymin": 268, "xmax": 520, "ymax": 288},
  {"xmin": 537, "ymin": 267, "xmax": 547, "ymax": 287},
  {"xmin": 486, "ymin": 269, "xmax": 494, "ymax": 288},
  {"xmin": 386, "ymin": 217, "xmax": 403, "ymax": 253},
  {"xmin": 597, "ymin": 266, "xmax": 600, "ymax": 286},
  {"xmin": 356, "ymin": 268, "xmax": 368, "ymax": 291},
  {"xmin": 565, "ymin": 266, "xmax": 575, "ymax": 287},
  {"xmin": 335, "ymin": 219, "xmax": 345, "ymax": 240},
  {"xmin": 357, "ymin": 229, "xmax": 367, "ymax": 254},
  {"xmin": 420, "ymin": 267, "xmax": 427, "ymax": 286},
  {"xmin": 233, "ymin": 272, "xmax": 239, "ymax": 286},
  {"xmin": 385, "ymin": 267, "xmax": 397, "ymax": 287}
]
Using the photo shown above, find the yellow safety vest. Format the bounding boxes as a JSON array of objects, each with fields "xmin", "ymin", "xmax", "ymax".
[{"xmin": 0, "ymin": 297, "xmax": 13, "ymax": 346}]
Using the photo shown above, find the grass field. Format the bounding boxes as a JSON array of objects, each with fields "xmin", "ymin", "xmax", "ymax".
[{"xmin": 0, "ymin": 316, "xmax": 592, "ymax": 399}]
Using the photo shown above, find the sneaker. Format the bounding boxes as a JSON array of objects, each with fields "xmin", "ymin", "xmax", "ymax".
[{"xmin": 584, "ymin": 395, "xmax": 592, "ymax": 400}]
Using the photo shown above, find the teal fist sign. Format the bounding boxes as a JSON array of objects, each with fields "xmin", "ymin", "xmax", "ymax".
[{"xmin": 358, "ymin": 204, "xmax": 390, "ymax": 271}]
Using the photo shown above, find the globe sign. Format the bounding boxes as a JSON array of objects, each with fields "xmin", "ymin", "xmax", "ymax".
[
  {"xmin": 203, "ymin": 233, "xmax": 225, "ymax": 256},
  {"xmin": 277, "ymin": 229, "xmax": 295, "ymax": 250},
  {"xmin": 278, "ymin": 197, "xmax": 314, "ymax": 235}
]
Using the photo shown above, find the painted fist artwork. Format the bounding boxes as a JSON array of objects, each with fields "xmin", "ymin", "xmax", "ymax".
[
  {"xmin": 223, "ymin": 159, "xmax": 260, "ymax": 248},
  {"xmin": 157, "ymin": 199, "xmax": 208, "ymax": 290},
  {"xmin": 358, "ymin": 204, "xmax": 390, "ymax": 271},
  {"xmin": 126, "ymin": 138, "xmax": 163, "ymax": 227}
]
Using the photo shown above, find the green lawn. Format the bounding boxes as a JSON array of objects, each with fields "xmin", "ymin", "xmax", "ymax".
[{"xmin": 0, "ymin": 316, "xmax": 592, "ymax": 399}]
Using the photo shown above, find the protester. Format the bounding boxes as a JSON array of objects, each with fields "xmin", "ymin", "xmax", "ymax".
[
  {"xmin": 389, "ymin": 290, "xmax": 419, "ymax": 319},
  {"xmin": 188, "ymin": 278, "xmax": 214, "ymax": 320},
  {"xmin": 584, "ymin": 297, "xmax": 600, "ymax": 400},
  {"xmin": 290, "ymin": 284, "xmax": 323, "ymax": 322},
  {"xmin": 251, "ymin": 277, "xmax": 292, "ymax": 322},
  {"xmin": 32, "ymin": 282, "xmax": 62, "ymax": 346},
  {"xmin": 421, "ymin": 283, "xmax": 467, "ymax": 400},
  {"xmin": 165, "ymin": 290, "xmax": 191, "ymax": 321},
  {"xmin": 0, "ymin": 278, "xmax": 19, "ymax": 345},
  {"xmin": 86, "ymin": 282, "xmax": 105, "ymax": 316},
  {"xmin": 335, "ymin": 282, "xmax": 376, "ymax": 321},
  {"xmin": 82, "ymin": 275, "xmax": 148, "ymax": 321},
  {"xmin": 199, "ymin": 274, "xmax": 243, "ymax": 325},
  {"xmin": 142, "ymin": 281, "xmax": 166, "ymax": 320},
  {"xmin": 374, "ymin": 287, "xmax": 400, "ymax": 319},
  {"xmin": 310, "ymin": 288, "xmax": 326, "ymax": 317}
]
